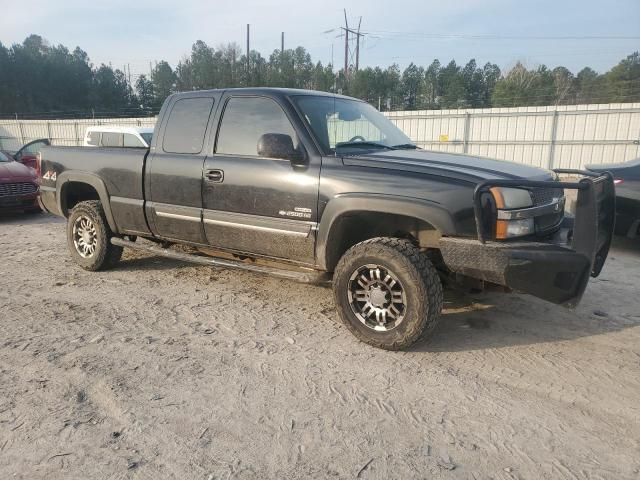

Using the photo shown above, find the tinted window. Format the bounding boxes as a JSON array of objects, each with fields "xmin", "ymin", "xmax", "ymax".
[
  {"xmin": 163, "ymin": 98, "xmax": 213, "ymax": 154},
  {"xmin": 124, "ymin": 134, "xmax": 145, "ymax": 147},
  {"xmin": 216, "ymin": 97, "xmax": 298, "ymax": 157},
  {"xmin": 140, "ymin": 133, "xmax": 153, "ymax": 145},
  {"xmin": 101, "ymin": 132, "xmax": 123, "ymax": 147},
  {"xmin": 22, "ymin": 140, "xmax": 49, "ymax": 154}
]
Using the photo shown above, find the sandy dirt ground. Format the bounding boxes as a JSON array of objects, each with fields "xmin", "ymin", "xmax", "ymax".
[{"xmin": 1, "ymin": 212, "xmax": 639, "ymax": 480}]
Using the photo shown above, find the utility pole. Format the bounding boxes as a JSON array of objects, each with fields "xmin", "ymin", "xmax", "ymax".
[
  {"xmin": 343, "ymin": 9, "xmax": 349, "ymax": 79},
  {"xmin": 355, "ymin": 17, "xmax": 362, "ymax": 71},
  {"xmin": 246, "ymin": 24, "xmax": 250, "ymax": 79},
  {"xmin": 281, "ymin": 32, "xmax": 284, "ymax": 55}
]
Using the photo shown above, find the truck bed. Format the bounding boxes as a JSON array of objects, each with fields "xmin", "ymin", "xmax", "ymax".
[{"xmin": 39, "ymin": 146, "xmax": 150, "ymax": 235}]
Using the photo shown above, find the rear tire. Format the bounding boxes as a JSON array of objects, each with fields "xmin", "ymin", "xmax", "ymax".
[
  {"xmin": 66, "ymin": 200, "xmax": 122, "ymax": 271},
  {"xmin": 333, "ymin": 237, "xmax": 443, "ymax": 350}
]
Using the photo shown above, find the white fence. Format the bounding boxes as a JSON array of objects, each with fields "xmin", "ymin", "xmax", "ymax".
[
  {"xmin": 0, "ymin": 117, "xmax": 157, "ymax": 152},
  {"xmin": 385, "ymin": 103, "xmax": 640, "ymax": 169},
  {"xmin": 1, "ymin": 103, "xmax": 639, "ymax": 169}
]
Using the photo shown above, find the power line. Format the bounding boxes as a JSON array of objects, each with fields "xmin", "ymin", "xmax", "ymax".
[{"xmin": 361, "ymin": 31, "xmax": 640, "ymax": 41}]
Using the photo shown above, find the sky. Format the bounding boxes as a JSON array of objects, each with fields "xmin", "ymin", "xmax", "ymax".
[{"xmin": 1, "ymin": 0, "xmax": 639, "ymax": 81}]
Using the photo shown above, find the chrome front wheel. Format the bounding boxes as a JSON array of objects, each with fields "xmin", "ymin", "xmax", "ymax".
[
  {"xmin": 72, "ymin": 215, "xmax": 98, "ymax": 258},
  {"xmin": 347, "ymin": 263, "xmax": 407, "ymax": 331},
  {"xmin": 333, "ymin": 237, "xmax": 443, "ymax": 350}
]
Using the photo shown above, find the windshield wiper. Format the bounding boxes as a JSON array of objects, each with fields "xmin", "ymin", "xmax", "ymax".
[
  {"xmin": 335, "ymin": 141, "xmax": 394, "ymax": 150},
  {"xmin": 392, "ymin": 143, "xmax": 419, "ymax": 149}
]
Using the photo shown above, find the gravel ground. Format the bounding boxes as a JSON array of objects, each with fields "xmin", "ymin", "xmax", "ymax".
[{"xmin": 1, "ymin": 212, "xmax": 639, "ymax": 480}]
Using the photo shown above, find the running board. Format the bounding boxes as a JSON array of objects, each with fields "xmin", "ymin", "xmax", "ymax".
[{"xmin": 111, "ymin": 237, "xmax": 331, "ymax": 285}]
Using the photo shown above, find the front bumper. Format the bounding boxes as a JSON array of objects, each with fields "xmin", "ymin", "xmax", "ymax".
[
  {"xmin": 440, "ymin": 170, "xmax": 615, "ymax": 307},
  {"xmin": 0, "ymin": 193, "xmax": 39, "ymax": 210}
]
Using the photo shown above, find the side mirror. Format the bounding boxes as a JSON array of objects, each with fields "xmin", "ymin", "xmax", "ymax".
[{"xmin": 257, "ymin": 133, "xmax": 306, "ymax": 165}]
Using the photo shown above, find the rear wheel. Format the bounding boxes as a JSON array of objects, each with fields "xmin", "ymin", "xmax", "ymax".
[
  {"xmin": 333, "ymin": 237, "xmax": 443, "ymax": 350},
  {"xmin": 66, "ymin": 200, "xmax": 122, "ymax": 271}
]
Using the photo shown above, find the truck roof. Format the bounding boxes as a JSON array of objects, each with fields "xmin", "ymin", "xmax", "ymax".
[
  {"xmin": 85, "ymin": 126, "xmax": 154, "ymax": 134},
  {"xmin": 170, "ymin": 87, "xmax": 359, "ymax": 102}
]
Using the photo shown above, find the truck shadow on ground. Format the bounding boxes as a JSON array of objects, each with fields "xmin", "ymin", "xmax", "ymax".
[
  {"xmin": 411, "ymin": 235, "xmax": 640, "ymax": 352},
  {"xmin": 412, "ymin": 288, "xmax": 638, "ymax": 353},
  {"xmin": 113, "ymin": 237, "xmax": 640, "ymax": 353},
  {"xmin": 117, "ymin": 254, "xmax": 190, "ymax": 272}
]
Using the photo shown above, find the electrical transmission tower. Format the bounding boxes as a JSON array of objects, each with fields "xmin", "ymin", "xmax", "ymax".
[{"xmin": 340, "ymin": 9, "xmax": 365, "ymax": 80}]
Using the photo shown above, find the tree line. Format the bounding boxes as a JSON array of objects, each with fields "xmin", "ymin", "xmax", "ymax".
[{"xmin": 0, "ymin": 34, "xmax": 638, "ymax": 118}]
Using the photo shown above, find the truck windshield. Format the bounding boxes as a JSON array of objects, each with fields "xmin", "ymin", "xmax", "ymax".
[{"xmin": 293, "ymin": 96, "xmax": 414, "ymax": 155}]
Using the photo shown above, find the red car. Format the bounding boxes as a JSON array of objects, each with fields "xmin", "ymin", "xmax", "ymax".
[
  {"xmin": 0, "ymin": 149, "xmax": 41, "ymax": 213},
  {"xmin": 1, "ymin": 138, "xmax": 50, "ymax": 174}
]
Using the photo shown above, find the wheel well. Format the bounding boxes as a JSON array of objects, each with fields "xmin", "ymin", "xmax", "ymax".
[
  {"xmin": 324, "ymin": 211, "xmax": 440, "ymax": 271},
  {"xmin": 61, "ymin": 182, "xmax": 100, "ymax": 216}
]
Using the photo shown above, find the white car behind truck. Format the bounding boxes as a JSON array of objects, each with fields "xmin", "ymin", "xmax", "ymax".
[{"xmin": 84, "ymin": 126, "xmax": 154, "ymax": 148}]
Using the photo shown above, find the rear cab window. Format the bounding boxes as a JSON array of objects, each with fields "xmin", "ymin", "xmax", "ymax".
[{"xmin": 163, "ymin": 98, "xmax": 214, "ymax": 154}]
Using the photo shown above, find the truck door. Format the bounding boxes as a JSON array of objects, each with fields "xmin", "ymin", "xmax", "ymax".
[
  {"xmin": 146, "ymin": 95, "xmax": 216, "ymax": 243},
  {"xmin": 202, "ymin": 94, "xmax": 320, "ymax": 264}
]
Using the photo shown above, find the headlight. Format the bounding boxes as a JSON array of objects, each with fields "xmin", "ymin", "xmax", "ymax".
[
  {"xmin": 490, "ymin": 187, "xmax": 533, "ymax": 209},
  {"xmin": 490, "ymin": 187, "xmax": 535, "ymax": 239}
]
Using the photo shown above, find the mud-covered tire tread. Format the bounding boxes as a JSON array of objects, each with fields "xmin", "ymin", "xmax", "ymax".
[
  {"xmin": 333, "ymin": 237, "xmax": 443, "ymax": 350},
  {"xmin": 66, "ymin": 200, "xmax": 122, "ymax": 271}
]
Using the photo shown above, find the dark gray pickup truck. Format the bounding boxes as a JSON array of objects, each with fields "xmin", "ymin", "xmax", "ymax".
[{"xmin": 38, "ymin": 88, "xmax": 615, "ymax": 350}]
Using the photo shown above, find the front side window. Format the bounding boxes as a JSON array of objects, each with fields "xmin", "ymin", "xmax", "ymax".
[
  {"xmin": 0, "ymin": 151, "xmax": 10, "ymax": 162},
  {"xmin": 101, "ymin": 132, "xmax": 123, "ymax": 147},
  {"xmin": 163, "ymin": 98, "xmax": 213, "ymax": 154},
  {"xmin": 124, "ymin": 134, "xmax": 145, "ymax": 148},
  {"xmin": 216, "ymin": 97, "xmax": 298, "ymax": 157},
  {"xmin": 293, "ymin": 96, "xmax": 413, "ymax": 155}
]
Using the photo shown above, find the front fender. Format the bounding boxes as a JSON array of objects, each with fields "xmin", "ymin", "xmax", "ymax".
[
  {"xmin": 316, "ymin": 193, "xmax": 457, "ymax": 270},
  {"xmin": 57, "ymin": 171, "xmax": 119, "ymax": 233}
]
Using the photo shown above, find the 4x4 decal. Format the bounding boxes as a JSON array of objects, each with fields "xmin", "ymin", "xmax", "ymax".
[{"xmin": 42, "ymin": 171, "xmax": 57, "ymax": 181}]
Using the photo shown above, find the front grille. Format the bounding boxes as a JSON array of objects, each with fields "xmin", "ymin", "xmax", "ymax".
[
  {"xmin": 531, "ymin": 187, "xmax": 563, "ymax": 206},
  {"xmin": 0, "ymin": 182, "xmax": 38, "ymax": 197},
  {"xmin": 531, "ymin": 187, "xmax": 565, "ymax": 235}
]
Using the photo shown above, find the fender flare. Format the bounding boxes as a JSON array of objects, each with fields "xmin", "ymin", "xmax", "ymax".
[
  {"xmin": 56, "ymin": 171, "xmax": 119, "ymax": 233},
  {"xmin": 316, "ymin": 193, "xmax": 457, "ymax": 270}
]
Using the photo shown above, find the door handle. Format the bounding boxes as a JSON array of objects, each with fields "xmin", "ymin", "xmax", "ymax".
[{"xmin": 205, "ymin": 169, "xmax": 224, "ymax": 183}]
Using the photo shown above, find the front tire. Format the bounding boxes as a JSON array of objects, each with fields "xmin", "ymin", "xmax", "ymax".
[
  {"xmin": 66, "ymin": 200, "xmax": 123, "ymax": 271},
  {"xmin": 333, "ymin": 237, "xmax": 443, "ymax": 350}
]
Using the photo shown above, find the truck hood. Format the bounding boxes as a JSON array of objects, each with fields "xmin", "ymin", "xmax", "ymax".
[
  {"xmin": 586, "ymin": 157, "xmax": 640, "ymax": 172},
  {"xmin": 342, "ymin": 149, "xmax": 555, "ymax": 182},
  {"xmin": 0, "ymin": 161, "xmax": 36, "ymax": 182}
]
